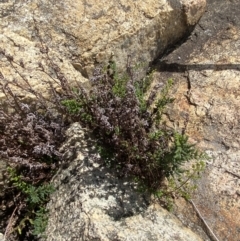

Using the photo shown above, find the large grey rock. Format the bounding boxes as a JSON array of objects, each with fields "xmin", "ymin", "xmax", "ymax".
[
  {"xmin": 42, "ymin": 123, "xmax": 204, "ymax": 241},
  {"xmin": 0, "ymin": 0, "xmax": 208, "ymax": 240},
  {"xmin": 152, "ymin": 0, "xmax": 240, "ymax": 240},
  {"xmin": 0, "ymin": 233, "xmax": 4, "ymax": 241},
  {"xmin": 0, "ymin": 0, "xmax": 206, "ymax": 92}
]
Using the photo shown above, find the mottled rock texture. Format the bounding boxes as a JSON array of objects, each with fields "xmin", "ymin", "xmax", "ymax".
[
  {"xmin": 153, "ymin": 0, "xmax": 240, "ymax": 240},
  {"xmin": 42, "ymin": 123, "xmax": 203, "ymax": 241},
  {"xmin": 0, "ymin": 233, "xmax": 4, "ymax": 241},
  {"xmin": 0, "ymin": 0, "xmax": 208, "ymax": 240},
  {"xmin": 0, "ymin": 0, "xmax": 206, "ymax": 80}
]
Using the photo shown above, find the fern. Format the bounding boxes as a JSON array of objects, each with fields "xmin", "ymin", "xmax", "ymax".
[
  {"xmin": 7, "ymin": 167, "xmax": 55, "ymax": 237},
  {"xmin": 32, "ymin": 207, "xmax": 48, "ymax": 236}
]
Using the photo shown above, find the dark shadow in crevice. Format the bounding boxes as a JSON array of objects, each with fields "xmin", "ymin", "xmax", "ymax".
[
  {"xmin": 153, "ymin": 27, "xmax": 195, "ymax": 63},
  {"xmin": 156, "ymin": 61, "xmax": 240, "ymax": 72}
]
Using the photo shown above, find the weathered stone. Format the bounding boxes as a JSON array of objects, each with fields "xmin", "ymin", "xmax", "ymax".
[
  {"xmin": 153, "ymin": 0, "xmax": 240, "ymax": 240},
  {"xmin": 42, "ymin": 123, "xmax": 204, "ymax": 241},
  {"xmin": 0, "ymin": 233, "xmax": 4, "ymax": 241},
  {"xmin": 0, "ymin": 0, "xmax": 206, "ymax": 85},
  {"xmin": 0, "ymin": 30, "xmax": 87, "ymax": 102},
  {"xmin": 0, "ymin": 0, "xmax": 208, "ymax": 240}
]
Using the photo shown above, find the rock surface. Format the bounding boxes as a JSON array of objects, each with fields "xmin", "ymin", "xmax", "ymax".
[
  {"xmin": 4, "ymin": 0, "xmax": 233, "ymax": 240},
  {"xmin": 42, "ymin": 123, "xmax": 204, "ymax": 241},
  {"xmin": 0, "ymin": 0, "xmax": 206, "ymax": 81},
  {"xmin": 0, "ymin": 1, "xmax": 206, "ymax": 238},
  {"xmin": 0, "ymin": 233, "xmax": 4, "ymax": 241},
  {"xmin": 153, "ymin": 0, "xmax": 240, "ymax": 240},
  {"xmin": 1, "ymin": 0, "xmax": 239, "ymax": 240}
]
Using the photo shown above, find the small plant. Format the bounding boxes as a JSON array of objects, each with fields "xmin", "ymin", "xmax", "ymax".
[
  {"xmin": 60, "ymin": 59, "xmax": 207, "ymax": 202},
  {"xmin": 6, "ymin": 167, "xmax": 55, "ymax": 237},
  {"xmin": 32, "ymin": 207, "xmax": 49, "ymax": 237},
  {"xmin": 0, "ymin": 44, "xmax": 206, "ymax": 241},
  {"xmin": 61, "ymin": 99, "xmax": 83, "ymax": 115},
  {"xmin": 159, "ymin": 133, "xmax": 206, "ymax": 177},
  {"xmin": 152, "ymin": 159, "xmax": 206, "ymax": 210},
  {"xmin": 61, "ymin": 98, "xmax": 93, "ymax": 123},
  {"xmin": 0, "ymin": 49, "xmax": 66, "ymax": 240}
]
